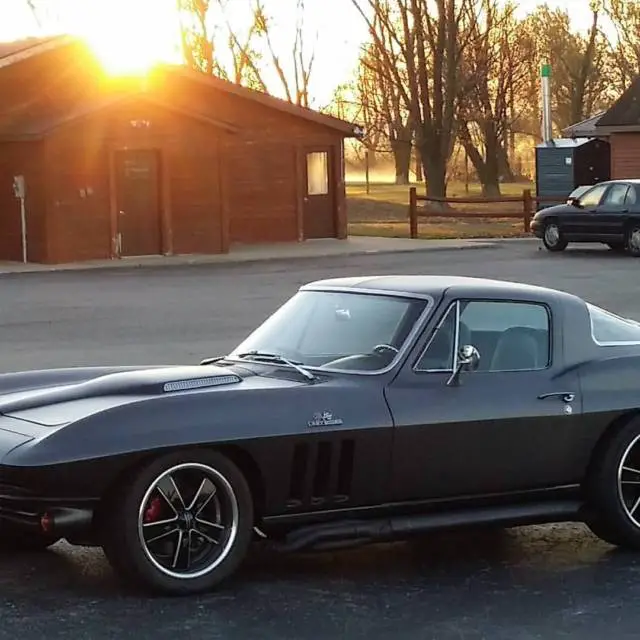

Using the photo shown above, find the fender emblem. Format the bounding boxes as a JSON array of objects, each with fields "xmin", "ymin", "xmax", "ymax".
[{"xmin": 308, "ymin": 411, "xmax": 343, "ymax": 428}]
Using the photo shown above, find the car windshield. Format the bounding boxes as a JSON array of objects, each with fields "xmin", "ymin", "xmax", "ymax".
[{"xmin": 228, "ymin": 289, "xmax": 428, "ymax": 372}]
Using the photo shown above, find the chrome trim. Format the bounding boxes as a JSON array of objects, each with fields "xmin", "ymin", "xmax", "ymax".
[
  {"xmin": 300, "ymin": 284, "xmax": 435, "ymax": 301},
  {"xmin": 453, "ymin": 300, "xmax": 461, "ymax": 371},
  {"xmin": 225, "ymin": 290, "xmax": 435, "ymax": 377}
]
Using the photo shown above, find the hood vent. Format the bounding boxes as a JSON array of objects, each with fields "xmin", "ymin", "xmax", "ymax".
[{"xmin": 163, "ymin": 375, "xmax": 241, "ymax": 393}]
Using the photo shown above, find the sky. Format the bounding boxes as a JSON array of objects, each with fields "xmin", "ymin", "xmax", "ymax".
[{"xmin": 0, "ymin": 0, "xmax": 598, "ymax": 106}]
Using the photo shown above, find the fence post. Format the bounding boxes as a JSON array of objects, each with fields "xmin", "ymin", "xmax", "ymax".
[
  {"xmin": 522, "ymin": 189, "xmax": 532, "ymax": 233},
  {"xmin": 409, "ymin": 187, "xmax": 418, "ymax": 239}
]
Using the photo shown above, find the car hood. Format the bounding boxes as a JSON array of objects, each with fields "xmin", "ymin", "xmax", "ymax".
[
  {"xmin": 0, "ymin": 363, "xmax": 293, "ymax": 428},
  {"xmin": 535, "ymin": 204, "xmax": 569, "ymax": 216}
]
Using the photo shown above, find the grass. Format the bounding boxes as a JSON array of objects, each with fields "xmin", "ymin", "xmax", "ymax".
[{"xmin": 346, "ymin": 180, "xmax": 535, "ymax": 239}]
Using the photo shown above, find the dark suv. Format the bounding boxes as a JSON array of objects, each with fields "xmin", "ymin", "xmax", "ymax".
[{"xmin": 531, "ymin": 180, "xmax": 640, "ymax": 256}]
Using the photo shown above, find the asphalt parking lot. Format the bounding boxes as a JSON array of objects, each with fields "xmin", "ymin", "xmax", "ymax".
[{"xmin": 2, "ymin": 240, "xmax": 640, "ymax": 639}]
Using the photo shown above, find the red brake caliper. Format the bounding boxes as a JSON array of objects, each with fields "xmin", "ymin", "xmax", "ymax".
[{"xmin": 143, "ymin": 496, "xmax": 163, "ymax": 523}]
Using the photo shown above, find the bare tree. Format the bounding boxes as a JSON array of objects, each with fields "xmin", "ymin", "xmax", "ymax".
[
  {"xmin": 456, "ymin": 0, "xmax": 530, "ymax": 195},
  {"xmin": 605, "ymin": 0, "xmax": 640, "ymax": 92},
  {"xmin": 177, "ymin": 0, "xmax": 317, "ymax": 106},
  {"xmin": 351, "ymin": 0, "xmax": 478, "ymax": 199},
  {"xmin": 251, "ymin": 0, "xmax": 316, "ymax": 107},
  {"xmin": 517, "ymin": 5, "xmax": 612, "ymax": 135},
  {"xmin": 357, "ymin": 10, "xmax": 414, "ymax": 184}
]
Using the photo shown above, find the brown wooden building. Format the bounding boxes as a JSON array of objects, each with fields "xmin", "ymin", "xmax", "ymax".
[
  {"xmin": 0, "ymin": 36, "xmax": 360, "ymax": 263},
  {"xmin": 595, "ymin": 80, "xmax": 640, "ymax": 180}
]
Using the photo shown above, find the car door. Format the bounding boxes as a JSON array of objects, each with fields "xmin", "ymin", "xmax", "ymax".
[
  {"xmin": 562, "ymin": 182, "xmax": 609, "ymax": 239},
  {"xmin": 385, "ymin": 296, "xmax": 584, "ymax": 502},
  {"xmin": 591, "ymin": 182, "xmax": 631, "ymax": 241}
]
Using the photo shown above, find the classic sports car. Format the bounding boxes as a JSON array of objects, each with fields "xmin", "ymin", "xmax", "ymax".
[{"xmin": 3, "ymin": 275, "xmax": 640, "ymax": 596}]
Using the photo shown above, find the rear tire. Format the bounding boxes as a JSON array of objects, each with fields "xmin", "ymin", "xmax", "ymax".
[
  {"xmin": 625, "ymin": 224, "xmax": 640, "ymax": 257},
  {"xmin": 586, "ymin": 417, "xmax": 640, "ymax": 550},
  {"xmin": 542, "ymin": 221, "xmax": 567, "ymax": 252},
  {"xmin": 101, "ymin": 449, "xmax": 254, "ymax": 596},
  {"xmin": 0, "ymin": 528, "xmax": 60, "ymax": 552}
]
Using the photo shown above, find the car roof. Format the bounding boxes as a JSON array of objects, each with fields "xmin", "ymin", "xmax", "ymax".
[
  {"xmin": 593, "ymin": 179, "xmax": 640, "ymax": 185},
  {"xmin": 302, "ymin": 275, "xmax": 580, "ymax": 303}
]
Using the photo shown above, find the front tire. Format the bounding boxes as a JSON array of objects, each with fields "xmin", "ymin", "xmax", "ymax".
[
  {"xmin": 542, "ymin": 221, "xmax": 568, "ymax": 252},
  {"xmin": 586, "ymin": 418, "xmax": 640, "ymax": 550},
  {"xmin": 102, "ymin": 449, "xmax": 254, "ymax": 596}
]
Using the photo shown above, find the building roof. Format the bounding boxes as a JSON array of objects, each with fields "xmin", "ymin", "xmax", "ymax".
[
  {"xmin": 0, "ymin": 35, "xmax": 361, "ymax": 138},
  {"xmin": 536, "ymin": 137, "xmax": 595, "ymax": 149},
  {"xmin": 0, "ymin": 35, "xmax": 72, "ymax": 68},
  {"xmin": 562, "ymin": 112, "xmax": 607, "ymax": 138},
  {"xmin": 597, "ymin": 76, "xmax": 640, "ymax": 131},
  {"xmin": 0, "ymin": 91, "xmax": 239, "ymax": 141}
]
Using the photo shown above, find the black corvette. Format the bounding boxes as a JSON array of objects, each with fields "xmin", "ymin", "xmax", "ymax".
[
  {"xmin": 3, "ymin": 275, "xmax": 640, "ymax": 596},
  {"xmin": 531, "ymin": 179, "xmax": 640, "ymax": 254}
]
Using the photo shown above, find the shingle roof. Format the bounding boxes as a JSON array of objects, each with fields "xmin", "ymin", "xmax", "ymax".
[
  {"xmin": 562, "ymin": 112, "xmax": 607, "ymax": 137},
  {"xmin": 0, "ymin": 35, "xmax": 361, "ymax": 137},
  {"xmin": 597, "ymin": 76, "xmax": 640, "ymax": 129}
]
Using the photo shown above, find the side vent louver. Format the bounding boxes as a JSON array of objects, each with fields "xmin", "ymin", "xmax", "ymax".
[{"xmin": 286, "ymin": 439, "xmax": 355, "ymax": 509}]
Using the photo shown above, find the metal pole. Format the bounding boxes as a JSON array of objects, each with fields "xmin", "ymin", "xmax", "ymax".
[
  {"xmin": 20, "ymin": 196, "xmax": 27, "ymax": 263},
  {"xmin": 541, "ymin": 63, "xmax": 553, "ymax": 143}
]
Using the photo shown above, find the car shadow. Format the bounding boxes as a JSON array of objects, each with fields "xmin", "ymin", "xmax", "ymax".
[
  {"xmin": 0, "ymin": 523, "xmax": 624, "ymax": 601},
  {"xmin": 533, "ymin": 244, "xmax": 631, "ymax": 259}
]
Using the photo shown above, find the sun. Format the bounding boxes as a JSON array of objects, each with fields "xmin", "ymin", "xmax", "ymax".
[{"xmin": 68, "ymin": 0, "xmax": 181, "ymax": 75}]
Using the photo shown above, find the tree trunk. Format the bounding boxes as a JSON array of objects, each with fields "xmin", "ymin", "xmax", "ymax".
[
  {"xmin": 497, "ymin": 143, "xmax": 516, "ymax": 183},
  {"xmin": 392, "ymin": 140, "xmax": 412, "ymax": 185},
  {"xmin": 418, "ymin": 143, "xmax": 448, "ymax": 210},
  {"xmin": 414, "ymin": 147, "xmax": 423, "ymax": 182}
]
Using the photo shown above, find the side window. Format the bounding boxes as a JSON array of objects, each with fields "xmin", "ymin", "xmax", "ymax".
[
  {"xmin": 460, "ymin": 301, "xmax": 551, "ymax": 371},
  {"xmin": 626, "ymin": 186, "xmax": 638, "ymax": 206},
  {"xmin": 587, "ymin": 303, "xmax": 640, "ymax": 344},
  {"xmin": 602, "ymin": 184, "xmax": 630, "ymax": 206},
  {"xmin": 579, "ymin": 183, "xmax": 608, "ymax": 208},
  {"xmin": 415, "ymin": 300, "xmax": 551, "ymax": 373}
]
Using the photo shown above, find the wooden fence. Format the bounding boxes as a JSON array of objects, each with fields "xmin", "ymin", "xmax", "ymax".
[{"xmin": 407, "ymin": 187, "xmax": 565, "ymax": 239}]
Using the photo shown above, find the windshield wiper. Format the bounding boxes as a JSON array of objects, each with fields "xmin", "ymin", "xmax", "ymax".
[{"xmin": 235, "ymin": 351, "xmax": 316, "ymax": 381}]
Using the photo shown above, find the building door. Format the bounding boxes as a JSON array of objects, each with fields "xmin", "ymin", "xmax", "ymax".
[
  {"xmin": 114, "ymin": 149, "xmax": 162, "ymax": 256},
  {"xmin": 303, "ymin": 147, "xmax": 336, "ymax": 239}
]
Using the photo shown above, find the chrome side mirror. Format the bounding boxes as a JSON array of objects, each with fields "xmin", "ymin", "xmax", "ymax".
[{"xmin": 446, "ymin": 344, "xmax": 480, "ymax": 386}]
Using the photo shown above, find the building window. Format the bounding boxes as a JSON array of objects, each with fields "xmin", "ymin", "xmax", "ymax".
[{"xmin": 307, "ymin": 151, "xmax": 329, "ymax": 195}]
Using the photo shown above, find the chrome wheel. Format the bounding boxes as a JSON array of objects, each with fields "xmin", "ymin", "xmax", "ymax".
[
  {"xmin": 138, "ymin": 462, "xmax": 239, "ymax": 580},
  {"xmin": 628, "ymin": 227, "xmax": 640, "ymax": 254},
  {"xmin": 617, "ymin": 434, "xmax": 640, "ymax": 528},
  {"xmin": 544, "ymin": 223, "xmax": 560, "ymax": 246}
]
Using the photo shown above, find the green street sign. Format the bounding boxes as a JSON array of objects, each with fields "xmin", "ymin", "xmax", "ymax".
[{"xmin": 541, "ymin": 63, "xmax": 551, "ymax": 77}]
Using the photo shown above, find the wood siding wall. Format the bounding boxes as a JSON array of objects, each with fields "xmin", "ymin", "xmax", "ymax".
[
  {"xmin": 0, "ymin": 141, "xmax": 46, "ymax": 262},
  {"xmin": 611, "ymin": 133, "xmax": 640, "ymax": 179},
  {"xmin": 158, "ymin": 75, "xmax": 347, "ymax": 244},
  {"xmin": 43, "ymin": 101, "xmax": 226, "ymax": 264}
]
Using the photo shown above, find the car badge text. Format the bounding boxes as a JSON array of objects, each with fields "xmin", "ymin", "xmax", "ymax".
[{"xmin": 308, "ymin": 411, "xmax": 343, "ymax": 428}]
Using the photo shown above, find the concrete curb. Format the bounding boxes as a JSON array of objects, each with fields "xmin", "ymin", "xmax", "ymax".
[{"xmin": 0, "ymin": 237, "xmax": 539, "ymax": 277}]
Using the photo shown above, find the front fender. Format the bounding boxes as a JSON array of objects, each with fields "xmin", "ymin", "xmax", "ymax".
[{"xmin": 3, "ymin": 376, "xmax": 394, "ymax": 468}]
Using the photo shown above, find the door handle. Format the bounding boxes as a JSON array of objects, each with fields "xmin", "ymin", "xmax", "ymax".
[{"xmin": 538, "ymin": 391, "xmax": 575, "ymax": 403}]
